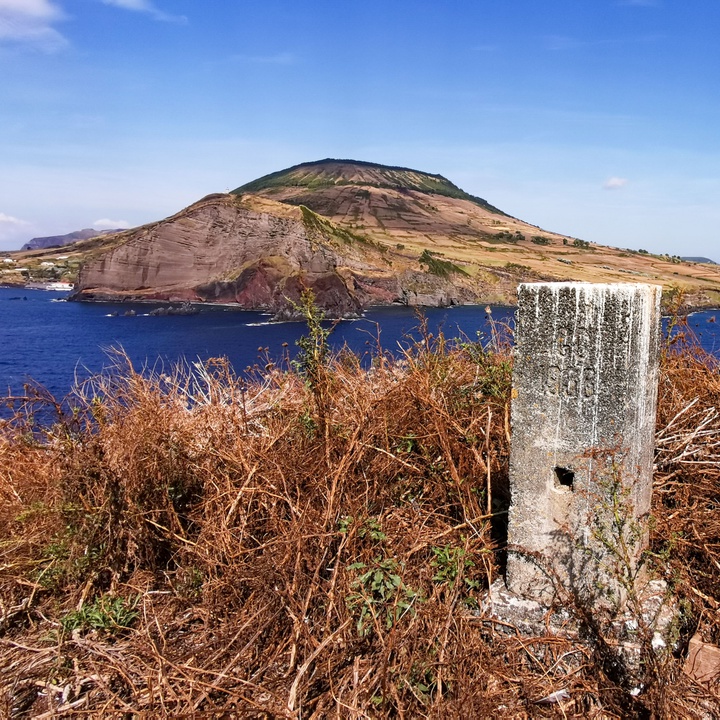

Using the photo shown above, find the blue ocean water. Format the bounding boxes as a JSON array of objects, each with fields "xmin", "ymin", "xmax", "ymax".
[
  {"xmin": 0, "ymin": 288, "xmax": 514, "ymax": 399},
  {"xmin": 2, "ymin": 287, "xmax": 718, "ymax": 401}
]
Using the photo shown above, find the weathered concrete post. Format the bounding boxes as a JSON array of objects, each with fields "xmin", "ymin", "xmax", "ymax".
[{"xmin": 506, "ymin": 282, "xmax": 662, "ymax": 609}]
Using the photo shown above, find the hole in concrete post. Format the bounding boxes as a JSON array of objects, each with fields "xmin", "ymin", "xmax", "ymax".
[{"xmin": 554, "ymin": 466, "xmax": 575, "ymax": 490}]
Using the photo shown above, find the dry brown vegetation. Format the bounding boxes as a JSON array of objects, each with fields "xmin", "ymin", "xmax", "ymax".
[{"xmin": 0, "ymin": 303, "xmax": 719, "ymax": 718}]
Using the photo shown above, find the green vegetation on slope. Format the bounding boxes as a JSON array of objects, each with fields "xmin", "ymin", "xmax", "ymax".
[
  {"xmin": 233, "ymin": 158, "xmax": 508, "ymax": 216},
  {"xmin": 419, "ymin": 249, "xmax": 469, "ymax": 277},
  {"xmin": 299, "ymin": 204, "xmax": 380, "ymax": 249}
]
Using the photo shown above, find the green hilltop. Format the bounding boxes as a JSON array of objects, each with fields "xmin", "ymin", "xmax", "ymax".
[{"xmin": 233, "ymin": 158, "xmax": 508, "ymax": 216}]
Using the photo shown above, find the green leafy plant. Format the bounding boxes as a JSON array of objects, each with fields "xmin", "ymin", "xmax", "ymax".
[
  {"xmin": 396, "ymin": 433, "xmax": 418, "ymax": 454},
  {"xmin": 173, "ymin": 565, "xmax": 204, "ymax": 600},
  {"xmin": 493, "ymin": 230, "xmax": 525, "ymax": 243},
  {"xmin": 461, "ymin": 337, "xmax": 512, "ymax": 398},
  {"xmin": 35, "ymin": 529, "xmax": 105, "ymax": 591},
  {"xmin": 346, "ymin": 557, "xmax": 422, "ymax": 637},
  {"xmin": 299, "ymin": 204, "xmax": 377, "ymax": 247},
  {"xmin": 431, "ymin": 544, "xmax": 480, "ymax": 591},
  {"xmin": 339, "ymin": 516, "xmax": 387, "ymax": 542},
  {"xmin": 292, "ymin": 289, "xmax": 337, "ymax": 441},
  {"xmin": 404, "ymin": 662, "xmax": 437, "ymax": 704},
  {"xmin": 590, "ymin": 467, "xmax": 647, "ymax": 600},
  {"xmin": 292, "ymin": 289, "xmax": 332, "ymax": 385},
  {"xmin": 504, "ymin": 262, "xmax": 531, "ymax": 273},
  {"xmin": 298, "ymin": 408, "xmax": 318, "ymax": 437},
  {"xmin": 60, "ymin": 595, "xmax": 139, "ymax": 635}
]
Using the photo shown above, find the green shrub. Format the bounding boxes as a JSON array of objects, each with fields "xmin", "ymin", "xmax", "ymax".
[
  {"xmin": 60, "ymin": 595, "xmax": 139, "ymax": 635},
  {"xmin": 419, "ymin": 249, "xmax": 468, "ymax": 277}
]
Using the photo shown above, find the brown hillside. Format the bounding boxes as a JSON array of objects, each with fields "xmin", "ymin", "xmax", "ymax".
[
  {"xmin": 241, "ymin": 160, "xmax": 720, "ymax": 310},
  {"xmin": 6, "ymin": 159, "xmax": 720, "ymax": 313}
]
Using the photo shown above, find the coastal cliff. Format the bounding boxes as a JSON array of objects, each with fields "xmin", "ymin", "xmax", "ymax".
[{"xmin": 73, "ymin": 192, "xmax": 486, "ymax": 317}]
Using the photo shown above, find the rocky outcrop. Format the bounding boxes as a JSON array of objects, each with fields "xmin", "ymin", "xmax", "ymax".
[{"xmin": 193, "ymin": 259, "xmax": 364, "ymax": 317}]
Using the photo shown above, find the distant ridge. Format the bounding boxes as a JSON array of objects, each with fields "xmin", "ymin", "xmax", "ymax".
[
  {"xmin": 682, "ymin": 256, "xmax": 717, "ymax": 265},
  {"xmin": 22, "ymin": 228, "xmax": 123, "ymax": 252}
]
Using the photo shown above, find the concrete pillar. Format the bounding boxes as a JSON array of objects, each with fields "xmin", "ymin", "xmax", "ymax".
[{"xmin": 506, "ymin": 282, "xmax": 662, "ymax": 609}]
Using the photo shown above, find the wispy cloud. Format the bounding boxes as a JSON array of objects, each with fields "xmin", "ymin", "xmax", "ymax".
[
  {"xmin": 603, "ymin": 177, "xmax": 629, "ymax": 190},
  {"xmin": 0, "ymin": 212, "xmax": 31, "ymax": 248},
  {"xmin": 101, "ymin": 0, "xmax": 186, "ymax": 24},
  {"xmin": 0, "ymin": 0, "xmax": 67, "ymax": 52},
  {"xmin": 0, "ymin": 212, "xmax": 29, "ymax": 227},
  {"xmin": 93, "ymin": 218, "xmax": 130, "ymax": 230}
]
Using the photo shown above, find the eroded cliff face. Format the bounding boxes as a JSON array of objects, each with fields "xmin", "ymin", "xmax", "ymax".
[
  {"xmin": 73, "ymin": 194, "xmax": 479, "ymax": 315},
  {"xmin": 78, "ymin": 196, "xmax": 308, "ymax": 295}
]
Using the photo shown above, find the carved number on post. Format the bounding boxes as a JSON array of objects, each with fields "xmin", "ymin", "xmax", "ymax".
[
  {"xmin": 546, "ymin": 366, "xmax": 596, "ymax": 398},
  {"xmin": 546, "ymin": 325, "xmax": 596, "ymax": 399},
  {"xmin": 556, "ymin": 327, "xmax": 591, "ymax": 359}
]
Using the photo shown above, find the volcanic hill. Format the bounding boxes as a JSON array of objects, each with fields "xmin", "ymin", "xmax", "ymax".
[{"xmin": 14, "ymin": 159, "xmax": 720, "ymax": 314}]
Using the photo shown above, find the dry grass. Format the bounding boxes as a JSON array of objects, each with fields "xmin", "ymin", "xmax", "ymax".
[{"xmin": 0, "ymin": 309, "xmax": 718, "ymax": 718}]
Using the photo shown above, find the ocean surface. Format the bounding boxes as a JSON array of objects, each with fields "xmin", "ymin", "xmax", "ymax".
[
  {"xmin": 0, "ymin": 287, "xmax": 515, "ymax": 400},
  {"xmin": 2, "ymin": 287, "xmax": 718, "ymax": 402}
]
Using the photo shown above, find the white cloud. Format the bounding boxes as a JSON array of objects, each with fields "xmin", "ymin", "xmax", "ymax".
[
  {"xmin": 93, "ymin": 218, "xmax": 131, "ymax": 230},
  {"xmin": 0, "ymin": 0, "xmax": 67, "ymax": 51},
  {"xmin": 0, "ymin": 212, "xmax": 32, "ymax": 249},
  {"xmin": 603, "ymin": 177, "xmax": 629, "ymax": 190},
  {"xmin": 103, "ymin": 0, "xmax": 148, "ymax": 9},
  {"xmin": 0, "ymin": 212, "xmax": 29, "ymax": 226},
  {"xmin": 101, "ymin": 0, "xmax": 187, "ymax": 24},
  {"xmin": 0, "ymin": 0, "xmax": 59, "ymax": 18}
]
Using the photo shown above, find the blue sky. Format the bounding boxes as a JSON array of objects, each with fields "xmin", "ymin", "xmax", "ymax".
[{"xmin": 1, "ymin": 1, "xmax": 719, "ymax": 256}]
